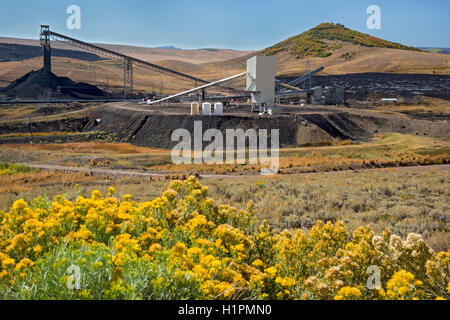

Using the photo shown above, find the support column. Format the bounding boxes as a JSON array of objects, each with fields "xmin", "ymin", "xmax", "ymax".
[
  {"xmin": 43, "ymin": 46, "xmax": 51, "ymax": 72},
  {"xmin": 201, "ymin": 88, "xmax": 205, "ymax": 102},
  {"xmin": 40, "ymin": 25, "xmax": 51, "ymax": 73},
  {"xmin": 123, "ymin": 58, "xmax": 133, "ymax": 99},
  {"xmin": 130, "ymin": 61, "xmax": 133, "ymax": 97},
  {"xmin": 123, "ymin": 59, "xmax": 127, "ymax": 98}
]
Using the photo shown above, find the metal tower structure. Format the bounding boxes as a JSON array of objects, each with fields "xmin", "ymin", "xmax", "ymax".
[
  {"xmin": 303, "ymin": 61, "xmax": 312, "ymax": 90},
  {"xmin": 124, "ymin": 58, "xmax": 133, "ymax": 97},
  {"xmin": 40, "ymin": 25, "xmax": 51, "ymax": 72}
]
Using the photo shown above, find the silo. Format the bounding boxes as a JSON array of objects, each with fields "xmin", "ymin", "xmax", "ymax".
[
  {"xmin": 202, "ymin": 102, "xmax": 212, "ymax": 116},
  {"xmin": 214, "ymin": 102, "xmax": 223, "ymax": 116},
  {"xmin": 191, "ymin": 102, "xmax": 200, "ymax": 115}
]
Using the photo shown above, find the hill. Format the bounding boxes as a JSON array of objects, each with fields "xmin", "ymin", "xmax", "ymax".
[
  {"xmin": 263, "ymin": 23, "xmax": 421, "ymax": 58},
  {"xmin": 0, "ymin": 37, "xmax": 253, "ymax": 65},
  {"xmin": 419, "ymin": 47, "xmax": 450, "ymax": 55},
  {"xmin": 208, "ymin": 23, "xmax": 450, "ymax": 76},
  {"xmin": 0, "ymin": 43, "xmax": 104, "ymax": 62},
  {"xmin": 156, "ymin": 46, "xmax": 182, "ymax": 50}
]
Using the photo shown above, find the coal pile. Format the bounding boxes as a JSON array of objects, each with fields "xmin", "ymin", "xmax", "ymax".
[
  {"xmin": 1, "ymin": 68, "xmax": 106, "ymax": 99},
  {"xmin": 278, "ymin": 73, "xmax": 450, "ymax": 101}
]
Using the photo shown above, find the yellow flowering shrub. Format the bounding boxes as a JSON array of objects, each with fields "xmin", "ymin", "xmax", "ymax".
[
  {"xmin": 334, "ymin": 286, "xmax": 362, "ymax": 300},
  {"xmin": 0, "ymin": 176, "xmax": 448, "ymax": 300},
  {"xmin": 384, "ymin": 270, "xmax": 424, "ymax": 299}
]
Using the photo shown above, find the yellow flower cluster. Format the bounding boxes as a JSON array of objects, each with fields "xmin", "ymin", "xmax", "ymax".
[
  {"xmin": 383, "ymin": 270, "xmax": 424, "ymax": 299},
  {"xmin": 0, "ymin": 176, "xmax": 448, "ymax": 300},
  {"xmin": 334, "ymin": 286, "xmax": 362, "ymax": 300}
]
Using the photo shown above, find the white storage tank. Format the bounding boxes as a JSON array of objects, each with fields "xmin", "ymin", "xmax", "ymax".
[
  {"xmin": 191, "ymin": 102, "xmax": 200, "ymax": 115},
  {"xmin": 381, "ymin": 98, "xmax": 398, "ymax": 103},
  {"xmin": 214, "ymin": 102, "xmax": 223, "ymax": 116},
  {"xmin": 202, "ymin": 102, "xmax": 212, "ymax": 116}
]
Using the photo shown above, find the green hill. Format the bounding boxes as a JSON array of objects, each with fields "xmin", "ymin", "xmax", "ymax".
[{"xmin": 264, "ymin": 23, "xmax": 421, "ymax": 58}]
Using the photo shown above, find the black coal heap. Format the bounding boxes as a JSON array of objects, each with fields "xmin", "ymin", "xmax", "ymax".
[{"xmin": 2, "ymin": 68, "xmax": 106, "ymax": 99}]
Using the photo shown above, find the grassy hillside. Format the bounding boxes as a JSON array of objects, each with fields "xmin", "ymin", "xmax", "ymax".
[{"xmin": 264, "ymin": 23, "xmax": 421, "ymax": 58}]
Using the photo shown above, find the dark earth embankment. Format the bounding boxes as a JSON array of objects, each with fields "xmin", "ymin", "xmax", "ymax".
[
  {"xmin": 1, "ymin": 103, "xmax": 447, "ymax": 148},
  {"xmin": 0, "ymin": 117, "xmax": 89, "ymax": 135}
]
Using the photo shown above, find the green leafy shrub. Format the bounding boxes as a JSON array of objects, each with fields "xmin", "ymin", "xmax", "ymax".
[{"xmin": 0, "ymin": 163, "xmax": 36, "ymax": 176}]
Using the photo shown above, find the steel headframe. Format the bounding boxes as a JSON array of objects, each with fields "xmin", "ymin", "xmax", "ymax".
[{"xmin": 40, "ymin": 25, "xmax": 51, "ymax": 72}]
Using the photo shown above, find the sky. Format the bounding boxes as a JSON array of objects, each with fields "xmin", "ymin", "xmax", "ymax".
[{"xmin": 0, "ymin": 0, "xmax": 449, "ymax": 50}]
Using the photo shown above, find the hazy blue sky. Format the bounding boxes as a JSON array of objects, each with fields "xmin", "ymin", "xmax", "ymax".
[{"xmin": 1, "ymin": 0, "xmax": 449, "ymax": 50}]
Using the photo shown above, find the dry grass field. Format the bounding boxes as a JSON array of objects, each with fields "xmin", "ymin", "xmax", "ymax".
[
  {"xmin": 374, "ymin": 97, "xmax": 450, "ymax": 117},
  {"xmin": 269, "ymin": 45, "xmax": 450, "ymax": 76},
  {"xmin": 3, "ymin": 132, "xmax": 445, "ymax": 174},
  {"xmin": 5, "ymin": 141, "xmax": 167, "ymax": 155}
]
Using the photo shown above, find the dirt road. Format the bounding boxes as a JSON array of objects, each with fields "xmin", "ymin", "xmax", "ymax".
[{"xmin": 21, "ymin": 162, "xmax": 450, "ymax": 180}]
